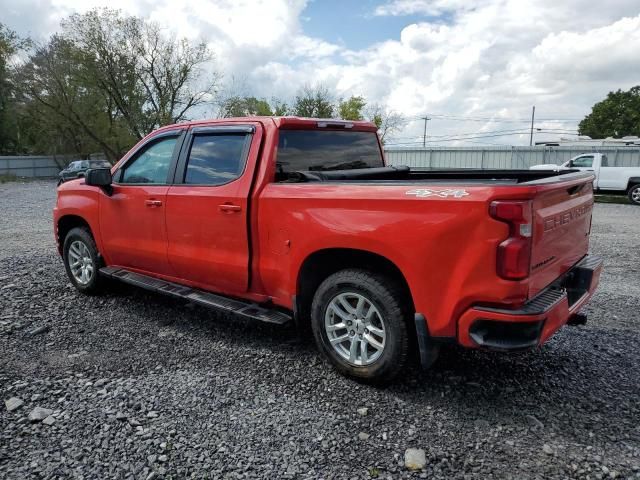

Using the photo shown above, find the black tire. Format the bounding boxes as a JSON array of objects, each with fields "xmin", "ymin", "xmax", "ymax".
[
  {"xmin": 62, "ymin": 227, "xmax": 105, "ymax": 295},
  {"xmin": 311, "ymin": 269, "xmax": 415, "ymax": 384},
  {"xmin": 628, "ymin": 184, "xmax": 640, "ymax": 205}
]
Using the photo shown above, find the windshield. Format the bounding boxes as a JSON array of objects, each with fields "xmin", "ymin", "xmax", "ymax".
[{"xmin": 276, "ymin": 130, "xmax": 383, "ymax": 181}]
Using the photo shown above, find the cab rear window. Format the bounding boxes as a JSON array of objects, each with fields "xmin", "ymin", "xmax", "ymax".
[{"xmin": 276, "ymin": 130, "xmax": 383, "ymax": 181}]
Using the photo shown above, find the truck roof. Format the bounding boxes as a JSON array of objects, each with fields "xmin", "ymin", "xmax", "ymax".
[{"xmin": 156, "ymin": 116, "xmax": 379, "ymax": 133}]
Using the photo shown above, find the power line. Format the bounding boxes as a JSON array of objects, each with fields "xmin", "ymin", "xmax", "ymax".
[
  {"xmin": 405, "ymin": 113, "xmax": 581, "ymax": 123},
  {"xmin": 389, "ymin": 127, "xmax": 577, "ymax": 142},
  {"xmin": 385, "ymin": 129, "xmax": 580, "ymax": 145},
  {"xmin": 387, "ymin": 128, "xmax": 578, "ymax": 144}
]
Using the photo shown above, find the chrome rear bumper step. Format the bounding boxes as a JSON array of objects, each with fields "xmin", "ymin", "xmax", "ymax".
[{"xmin": 100, "ymin": 266, "xmax": 291, "ymax": 325}]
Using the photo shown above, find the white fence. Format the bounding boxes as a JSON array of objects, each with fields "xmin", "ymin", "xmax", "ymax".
[
  {"xmin": 0, "ymin": 156, "xmax": 62, "ymax": 178},
  {"xmin": 384, "ymin": 146, "xmax": 640, "ymax": 169}
]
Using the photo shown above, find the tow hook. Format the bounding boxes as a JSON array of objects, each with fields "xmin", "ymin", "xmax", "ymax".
[{"xmin": 567, "ymin": 312, "xmax": 588, "ymax": 326}]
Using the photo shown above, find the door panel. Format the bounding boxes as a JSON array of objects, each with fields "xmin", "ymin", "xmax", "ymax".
[
  {"xmin": 597, "ymin": 167, "xmax": 626, "ymax": 190},
  {"xmin": 165, "ymin": 125, "xmax": 260, "ymax": 294},
  {"xmin": 99, "ymin": 131, "xmax": 184, "ymax": 275},
  {"xmin": 100, "ymin": 185, "xmax": 172, "ymax": 274},
  {"xmin": 165, "ymin": 184, "xmax": 249, "ymax": 292}
]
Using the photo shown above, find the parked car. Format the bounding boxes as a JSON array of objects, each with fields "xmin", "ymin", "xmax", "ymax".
[
  {"xmin": 530, "ymin": 153, "xmax": 640, "ymax": 205},
  {"xmin": 53, "ymin": 117, "xmax": 602, "ymax": 383},
  {"xmin": 58, "ymin": 160, "xmax": 112, "ymax": 185}
]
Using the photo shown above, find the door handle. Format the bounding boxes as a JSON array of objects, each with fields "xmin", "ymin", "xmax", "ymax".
[
  {"xmin": 219, "ymin": 203, "xmax": 242, "ymax": 213},
  {"xmin": 145, "ymin": 199, "xmax": 163, "ymax": 207}
]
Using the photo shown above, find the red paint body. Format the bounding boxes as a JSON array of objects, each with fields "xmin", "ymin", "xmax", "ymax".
[{"xmin": 54, "ymin": 117, "xmax": 602, "ymax": 347}]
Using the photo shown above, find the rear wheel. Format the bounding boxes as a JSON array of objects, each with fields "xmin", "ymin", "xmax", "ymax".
[
  {"xmin": 311, "ymin": 269, "xmax": 415, "ymax": 384},
  {"xmin": 628, "ymin": 184, "xmax": 640, "ymax": 205},
  {"xmin": 63, "ymin": 227, "xmax": 105, "ymax": 294}
]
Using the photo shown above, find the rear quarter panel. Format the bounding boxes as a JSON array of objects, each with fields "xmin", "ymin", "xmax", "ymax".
[{"xmin": 256, "ymin": 183, "xmax": 535, "ymax": 337}]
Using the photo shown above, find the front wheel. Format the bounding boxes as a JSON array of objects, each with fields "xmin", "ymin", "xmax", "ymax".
[
  {"xmin": 628, "ymin": 184, "xmax": 640, "ymax": 205},
  {"xmin": 311, "ymin": 269, "xmax": 416, "ymax": 384},
  {"xmin": 62, "ymin": 227, "xmax": 105, "ymax": 294}
]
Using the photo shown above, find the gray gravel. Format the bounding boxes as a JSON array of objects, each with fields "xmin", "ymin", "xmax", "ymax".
[{"xmin": 1, "ymin": 180, "xmax": 639, "ymax": 479}]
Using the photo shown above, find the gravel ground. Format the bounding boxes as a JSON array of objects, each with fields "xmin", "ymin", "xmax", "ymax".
[{"xmin": 1, "ymin": 180, "xmax": 639, "ymax": 479}]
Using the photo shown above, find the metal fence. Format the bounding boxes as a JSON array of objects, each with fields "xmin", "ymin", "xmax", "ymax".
[
  {"xmin": 3, "ymin": 147, "xmax": 640, "ymax": 178},
  {"xmin": 0, "ymin": 156, "xmax": 61, "ymax": 178},
  {"xmin": 384, "ymin": 146, "xmax": 640, "ymax": 169}
]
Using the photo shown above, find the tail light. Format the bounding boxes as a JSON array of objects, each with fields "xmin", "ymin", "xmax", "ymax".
[{"xmin": 490, "ymin": 200, "xmax": 533, "ymax": 280}]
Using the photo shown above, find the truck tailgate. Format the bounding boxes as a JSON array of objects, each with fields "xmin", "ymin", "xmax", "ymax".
[{"xmin": 529, "ymin": 178, "xmax": 594, "ymax": 298}]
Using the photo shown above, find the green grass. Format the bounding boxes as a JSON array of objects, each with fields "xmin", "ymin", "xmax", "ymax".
[
  {"xmin": 0, "ymin": 173, "xmax": 18, "ymax": 183},
  {"xmin": 594, "ymin": 194, "xmax": 631, "ymax": 205}
]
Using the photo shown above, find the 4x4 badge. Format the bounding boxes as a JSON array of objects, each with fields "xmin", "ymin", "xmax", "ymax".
[{"xmin": 406, "ymin": 188, "xmax": 469, "ymax": 198}]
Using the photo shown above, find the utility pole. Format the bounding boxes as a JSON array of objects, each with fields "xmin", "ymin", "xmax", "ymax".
[
  {"xmin": 529, "ymin": 105, "xmax": 535, "ymax": 146},
  {"xmin": 422, "ymin": 116, "xmax": 430, "ymax": 148}
]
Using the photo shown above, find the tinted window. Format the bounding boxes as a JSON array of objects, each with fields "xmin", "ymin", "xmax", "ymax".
[
  {"xmin": 184, "ymin": 134, "xmax": 249, "ymax": 185},
  {"xmin": 121, "ymin": 136, "xmax": 177, "ymax": 184},
  {"xmin": 276, "ymin": 130, "xmax": 383, "ymax": 180},
  {"xmin": 572, "ymin": 156, "xmax": 593, "ymax": 168},
  {"xmin": 600, "ymin": 155, "xmax": 608, "ymax": 167}
]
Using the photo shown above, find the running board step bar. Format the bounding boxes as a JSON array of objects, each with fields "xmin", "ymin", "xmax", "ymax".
[{"xmin": 99, "ymin": 267, "xmax": 291, "ymax": 325}]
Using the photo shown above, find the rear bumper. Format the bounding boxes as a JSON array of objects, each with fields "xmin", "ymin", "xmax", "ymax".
[{"xmin": 458, "ymin": 254, "xmax": 603, "ymax": 350}]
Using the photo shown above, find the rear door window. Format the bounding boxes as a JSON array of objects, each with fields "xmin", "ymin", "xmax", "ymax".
[
  {"xmin": 276, "ymin": 130, "xmax": 383, "ymax": 180},
  {"xmin": 183, "ymin": 133, "xmax": 250, "ymax": 185}
]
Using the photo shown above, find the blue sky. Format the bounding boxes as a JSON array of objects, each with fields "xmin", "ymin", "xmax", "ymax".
[{"xmin": 302, "ymin": 0, "xmax": 438, "ymax": 50}]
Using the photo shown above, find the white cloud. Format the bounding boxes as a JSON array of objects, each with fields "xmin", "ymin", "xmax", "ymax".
[{"xmin": 2, "ymin": 0, "xmax": 640, "ymax": 144}]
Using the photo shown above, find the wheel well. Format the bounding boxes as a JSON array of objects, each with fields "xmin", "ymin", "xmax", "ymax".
[
  {"xmin": 57, "ymin": 215, "xmax": 91, "ymax": 254},
  {"xmin": 627, "ymin": 178, "xmax": 640, "ymax": 191},
  {"xmin": 295, "ymin": 248, "xmax": 414, "ymax": 331}
]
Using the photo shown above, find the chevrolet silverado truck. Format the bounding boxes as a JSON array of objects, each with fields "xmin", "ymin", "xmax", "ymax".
[
  {"xmin": 530, "ymin": 153, "xmax": 640, "ymax": 205},
  {"xmin": 54, "ymin": 117, "xmax": 603, "ymax": 383}
]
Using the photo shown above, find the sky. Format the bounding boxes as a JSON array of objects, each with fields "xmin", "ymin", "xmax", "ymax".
[{"xmin": 2, "ymin": 0, "xmax": 640, "ymax": 146}]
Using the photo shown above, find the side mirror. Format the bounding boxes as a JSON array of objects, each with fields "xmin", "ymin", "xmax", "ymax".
[{"xmin": 85, "ymin": 168, "xmax": 113, "ymax": 194}]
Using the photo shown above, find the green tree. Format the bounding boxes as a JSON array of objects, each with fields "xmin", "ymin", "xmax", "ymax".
[
  {"xmin": 292, "ymin": 84, "xmax": 334, "ymax": 118},
  {"xmin": 0, "ymin": 23, "xmax": 30, "ymax": 154},
  {"xmin": 271, "ymin": 98, "xmax": 289, "ymax": 116},
  {"xmin": 220, "ymin": 96, "xmax": 273, "ymax": 117},
  {"xmin": 18, "ymin": 8, "xmax": 219, "ymax": 161},
  {"xmin": 19, "ymin": 35, "xmax": 134, "ymax": 161},
  {"xmin": 579, "ymin": 86, "xmax": 640, "ymax": 138},
  {"xmin": 338, "ymin": 95, "xmax": 366, "ymax": 120}
]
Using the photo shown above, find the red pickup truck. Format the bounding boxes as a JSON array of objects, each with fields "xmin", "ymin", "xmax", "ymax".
[{"xmin": 54, "ymin": 117, "xmax": 602, "ymax": 383}]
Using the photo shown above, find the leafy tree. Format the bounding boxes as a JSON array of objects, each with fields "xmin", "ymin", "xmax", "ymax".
[
  {"xmin": 338, "ymin": 95, "xmax": 366, "ymax": 120},
  {"xmin": 271, "ymin": 98, "xmax": 289, "ymax": 116},
  {"xmin": 292, "ymin": 84, "xmax": 334, "ymax": 118},
  {"xmin": 579, "ymin": 86, "xmax": 640, "ymax": 138},
  {"xmin": 18, "ymin": 8, "xmax": 219, "ymax": 160},
  {"xmin": 19, "ymin": 36, "xmax": 133, "ymax": 161},
  {"xmin": 0, "ymin": 23, "xmax": 30, "ymax": 154},
  {"xmin": 220, "ymin": 96, "xmax": 273, "ymax": 117}
]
